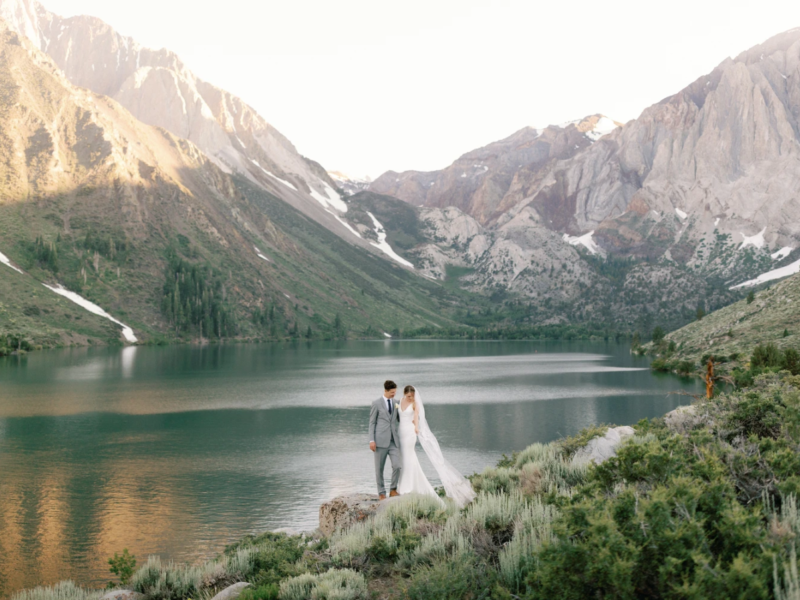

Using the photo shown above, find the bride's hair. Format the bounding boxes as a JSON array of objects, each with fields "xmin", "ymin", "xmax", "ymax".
[{"xmin": 404, "ymin": 385, "xmax": 416, "ymax": 396}]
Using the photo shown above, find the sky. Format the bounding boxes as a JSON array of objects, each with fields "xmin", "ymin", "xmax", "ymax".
[{"xmin": 41, "ymin": 0, "xmax": 800, "ymax": 178}]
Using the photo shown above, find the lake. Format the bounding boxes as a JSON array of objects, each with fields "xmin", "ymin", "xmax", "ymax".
[{"xmin": 0, "ymin": 340, "xmax": 701, "ymax": 596}]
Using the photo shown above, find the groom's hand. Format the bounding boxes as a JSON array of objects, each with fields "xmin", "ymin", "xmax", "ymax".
[{"xmin": 369, "ymin": 442, "xmax": 376, "ymax": 452}]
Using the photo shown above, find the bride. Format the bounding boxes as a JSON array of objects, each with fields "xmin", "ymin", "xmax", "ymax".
[{"xmin": 396, "ymin": 385, "xmax": 476, "ymax": 507}]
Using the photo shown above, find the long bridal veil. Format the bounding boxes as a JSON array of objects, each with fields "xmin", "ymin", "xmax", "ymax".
[{"xmin": 415, "ymin": 388, "xmax": 476, "ymax": 508}]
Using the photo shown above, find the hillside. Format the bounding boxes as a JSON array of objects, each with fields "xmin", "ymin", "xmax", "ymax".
[
  {"xmin": 0, "ymin": 24, "xmax": 463, "ymax": 350},
  {"xmin": 646, "ymin": 273, "xmax": 800, "ymax": 374}
]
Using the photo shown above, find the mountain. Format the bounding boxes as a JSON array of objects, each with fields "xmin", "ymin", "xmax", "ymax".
[
  {"xmin": 0, "ymin": 22, "xmax": 459, "ymax": 349},
  {"xmin": 0, "ymin": 0, "xmax": 382, "ymax": 250},
  {"xmin": 494, "ymin": 30, "xmax": 800, "ymax": 271},
  {"xmin": 372, "ymin": 30, "xmax": 800, "ymax": 272},
  {"xmin": 328, "ymin": 171, "xmax": 371, "ymax": 196},
  {"xmin": 370, "ymin": 115, "xmax": 621, "ymax": 225}
]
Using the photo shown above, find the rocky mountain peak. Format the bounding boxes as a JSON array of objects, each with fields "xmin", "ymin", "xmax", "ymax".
[{"xmin": 368, "ymin": 113, "xmax": 621, "ymax": 224}]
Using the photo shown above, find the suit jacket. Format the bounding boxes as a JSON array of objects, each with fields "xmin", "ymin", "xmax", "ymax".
[{"xmin": 369, "ymin": 396, "xmax": 401, "ymax": 448}]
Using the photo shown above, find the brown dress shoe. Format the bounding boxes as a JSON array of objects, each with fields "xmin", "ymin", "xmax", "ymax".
[
  {"xmin": 389, "ymin": 490, "xmax": 400, "ymax": 497},
  {"xmin": 379, "ymin": 494, "xmax": 386, "ymax": 500}
]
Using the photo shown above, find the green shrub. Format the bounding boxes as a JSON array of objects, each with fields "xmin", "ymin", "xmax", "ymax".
[
  {"xmin": 239, "ymin": 584, "xmax": 279, "ymax": 600},
  {"xmin": 279, "ymin": 569, "xmax": 367, "ymax": 600},
  {"xmin": 783, "ymin": 349, "xmax": 800, "ymax": 376},
  {"xmin": 727, "ymin": 391, "xmax": 783, "ymax": 440},
  {"xmin": 752, "ymin": 343, "xmax": 783, "ymax": 369},
  {"xmin": 774, "ymin": 545, "xmax": 800, "ymax": 600},
  {"xmin": 10, "ymin": 582, "xmax": 102, "ymax": 600},
  {"xmin": 470, "ymin": 466, "xmax": 518, "ymax": 494},
  {"xmin": 559, "ymin": 424, "xmax": 608, "ymax": 458},
  {"xmin": 223, "ymin": 532, "xmax": 306, "ymax": 588},
  {"xmin": 404, "ymin": 555, "xmax": 495, "ymax": 600},
  {"xmin": 498, "ymin": 500, "xmax": 559, "ymax": 591},
  {"xmin": 131, "ymin": 556, "xmax": 204, "ymax": 600},
  {"xmin": 108, "ymin": 549, "xmax": 136, "ymax": 586},
  {"xmin": 515, "ymin": 442, "xmax": 560, "ymax": 468},
  {"xmin": 676, "ymin": 359, "xmax": 696, "ymax": 375},
  {"xmin": 407, "ymin": 516, "xmax": 472, "ymax": 567}
]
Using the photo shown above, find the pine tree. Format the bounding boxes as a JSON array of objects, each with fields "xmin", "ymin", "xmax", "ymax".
[
  {"xmin": 306, "ymin": 325, "xmax": 313, "ymax": 339},
  {"xmin": 334, "ymin": 313, "xmax": 343, "ymax": 338},
  {"xmin": 747, "ymin": 290, "xmax": 755, "ymax": 304}
]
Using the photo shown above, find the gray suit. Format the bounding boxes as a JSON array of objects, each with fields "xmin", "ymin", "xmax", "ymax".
[{"xmin": 369, "ymin": 396, "xmax": 402, "ymax": 496}]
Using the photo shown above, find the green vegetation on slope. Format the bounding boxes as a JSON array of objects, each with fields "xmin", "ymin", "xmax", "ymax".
[{"xmin": 646, "ymin": 273, "xmax": 800, "ymax": 378}]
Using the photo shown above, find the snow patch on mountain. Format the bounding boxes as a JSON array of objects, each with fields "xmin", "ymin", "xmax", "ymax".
[
  {"xmin": 731, "ymin": 258, "xmax": 800, "ymax": 289},
  {"xmin": 43, "ymin": 283, "xmax": 137, "ymax": 342},
  {"xmin": 563, "ymin": 231, "xmax": 600, "ymax": 255},
  {"xmin": 332, "ymin": 214, "xmax": 362, "ymax": 239},
  {"xmin": 254, "ymin": 246, "xmax": 271, "ymax": 262},
  {"xmin": 0, "ymin": 249, "xmax": 23, "ymax": 273},
  {"xmin": 675, "ymin": 208, "xmax": 688, "ymax": 220},
  {"xmin": 310, "ymin": 181, "xmax": 347, "ymax": 212},
  {"xmin": 584, "ymin": 116, "xmax": 619, "ymax": 141},
  {"xmin": 249, "ymin": 159, "xmax": 298, "ymax": 191},
  {"xmin": 366, "ymin": 212, "xmax": 414, "ymax": 268},
  {"xmin": 772, "ymin": 247, "xmax": 794, "ymax": 261},
  {"xmin": 740, "ymin": 227, "xmax": 767, "ymax": 250}
]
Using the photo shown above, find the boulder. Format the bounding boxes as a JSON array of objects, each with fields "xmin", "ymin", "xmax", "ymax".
[
  {"xmin": 572, "ymin": 426, "xmax": 635, "ymax": 465},
  {"xmin": 209, "ymin": 582, "xmax": 251, "ymax": 600},
  {"xmin": 100, "ymin": 591, "xmax": 145, "ymax": 600},
  {"xmin": 319, "ymin": 494, "xmax": 406, "ymax": 535},
  {"xmin": 664, "ymin": 404, "xmax": 701, "ymax": 433}
]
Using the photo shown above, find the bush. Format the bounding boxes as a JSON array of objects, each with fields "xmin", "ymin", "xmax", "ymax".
[
  {"xmin": 470, "ymin": 466, "xmax": 518, "ymax": 494},
  {"xmin": 404, "ymin": 555, "xmax": 495, "ymax": 600},
  {"xmin": 131, "ymin": 556, "xmax": 204, "ymax": 600},
  {"xmin": 752, "ymin": 343, "xmax": 783, "ymax": 369},
  {"xmin": 108, "ymin": 549, "xmax": 136, "ymax": 586},
  {"xmin": 676, "ymin": 360, "xmax": 695, "ymax": 375},
  {"xmin": 279, "ymin": 569, "xmax": 367, "ymax": 600},
  {"xmin": 727, "ymin": 391, "xmax": 783, "ymax": 440},
  {"xmin": 783, "ymin": 349, "xmax": 800, "ymax": 376},
  {"xmin": 559, "ymin": 425, "xmax": 608, "ymax": 458},
  {"xmin": 11, "ymin": 582, "xmax": 102, "ymax": 600},
  {"xmin": 224, "ymin": 532, "xmax": 307, "ymax": 588}
]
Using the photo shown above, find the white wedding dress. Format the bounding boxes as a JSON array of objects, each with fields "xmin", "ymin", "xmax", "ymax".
[
  {"xmin": 395, "ymin": 389, "xmax": 476, "ymax": 508},
  {"xmin": 397, "ymin": 404, "xmax": 441, "ymax": 500}
]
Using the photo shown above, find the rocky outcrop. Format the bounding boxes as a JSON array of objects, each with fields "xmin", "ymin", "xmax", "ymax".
[
  {"xmin": 100, "ymin": 591, "xmax": 145, "ymax": 600},
  {"xmin": 209, "ymin": 582, "xmax": 251, "ymax": 600},
  {"xmin": 572, "ymin": 426, "xmax": 635, "ymax": 465},
  {"xmin": 319, "ymin": 494, "xmax": 407, "ymax": 536},
  {"xmin": 664, "ymin": 405, "xmax": 702, "ymax": 434}
]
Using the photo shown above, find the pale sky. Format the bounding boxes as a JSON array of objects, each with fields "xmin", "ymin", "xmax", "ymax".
[{"xmin": 42, "ymin": 0, "xmax": 800, "ymax": 178}]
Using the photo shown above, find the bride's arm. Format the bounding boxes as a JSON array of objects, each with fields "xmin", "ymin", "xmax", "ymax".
[{"xmin": 413, "ymin": 402, "xmax": 420, "ymax": 434}]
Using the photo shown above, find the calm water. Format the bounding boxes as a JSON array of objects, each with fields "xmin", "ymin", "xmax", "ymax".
[{"xmin": 0, "ymin": 341, "xmax": 701, "ymax": 596}]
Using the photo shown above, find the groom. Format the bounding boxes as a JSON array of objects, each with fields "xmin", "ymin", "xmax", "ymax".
[{"xmin": 368, "ymin": 380, "xmax": 402, "ymax": 500}]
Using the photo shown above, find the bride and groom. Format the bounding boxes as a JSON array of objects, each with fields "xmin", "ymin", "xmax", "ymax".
[{"xmin": 368, "ymin": 381, "xmax": 475, "ymax": 507}]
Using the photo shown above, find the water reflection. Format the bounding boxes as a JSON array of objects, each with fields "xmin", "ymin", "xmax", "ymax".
[{"xmin": 0, "ymin": 341, "xmax": 702, "ymax": 595}]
